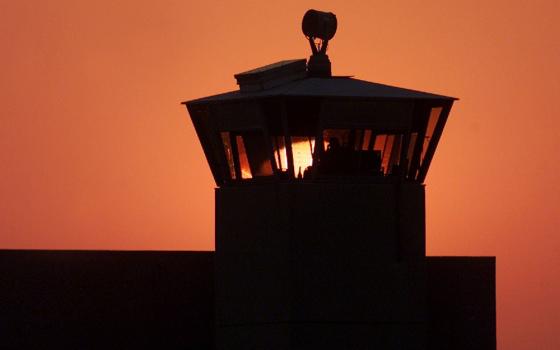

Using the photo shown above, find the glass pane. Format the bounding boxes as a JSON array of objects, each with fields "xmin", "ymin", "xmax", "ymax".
[
  {"xmin": 241, "ymin": 130, "xmax": 273, "ymax": 177},
  {"xmin": 362, "ymin": 129, "xmax": 372, "ymax": 150},
  {"xmin": 373, "ymin": 134, "xmax": 387, "ymax": 154},
  {"xmin": 220, "ymin": 132, "xmax": 236, "ymax": 180},
  {"xmin": 317, "ymin": 129, "xmax": 410, "ymax": 177},
  {"xmin": 373, "ymin": 135, "xmax": 387, "ymax": 173},
  {"xmin": 236, "ymin": 135, "xmax": 252, "ymax": 179},
  {"xmin": 321, "ymin": 129, "xmax": 384, "ymax": 176},
  {"xmin": 271, "ymin": 136, "xmax": 288, "ymax": 172},
  {"xmin": 388, "ymin": 135, "xmax": 402, "ymax": 174},
  {"xmin": 421, "ymin": 107, "xmax": 442, "ymax": 164},
  {"xmin": 407, "ymin": 132, "xmax": 418, "ymax": 174},
  {"xmin": 373, "ymin": 134, "xmax": 403, "ymax": 175},
  {"xmin": 381, "ymin": 135, "xmax": 394, "ymax": 174},
  {"xmin": 291, "ymin": 136, "xmax": 315, "ymax": 178},
  {"xmin": 323, "ymin": 129, "xmax": 350, "ymax": 151}
]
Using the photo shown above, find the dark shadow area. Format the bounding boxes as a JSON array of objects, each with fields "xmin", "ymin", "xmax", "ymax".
[
  {"xmin": 427, "ymin": 256, "xmax": 496, "ymax": 350},
  {"xmin": 1, "ymin": 250, "xmax": 495, "ymax": 349},
  {"xmin": 0, "ymin": 250, "xmax": 214, "ymax": 349}
]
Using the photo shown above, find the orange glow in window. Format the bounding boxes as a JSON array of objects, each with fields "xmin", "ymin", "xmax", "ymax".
[{"xmin": 291, "ymin": 137, "xmax": 315, "ymax": 177}]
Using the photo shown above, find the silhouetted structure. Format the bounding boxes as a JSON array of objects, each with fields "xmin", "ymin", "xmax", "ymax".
[
  {"xmin": 0, "ymin": 250, "xmax": 214, "ymax": 348},
  {"xmin": 0, "ymin": 9, "xmax": 495, "ymax": 350},
  {"xmin": 0, "ymin": 251, "xmax": 493, "ymax": 349},
  {"xmin": 184, "ymin": 9, "xmax": 496, "ymax": 350}
]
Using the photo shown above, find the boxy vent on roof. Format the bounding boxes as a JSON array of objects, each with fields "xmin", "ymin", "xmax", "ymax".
[{"xmin": 234, "ymin": 59, "xmax": 307, "ymax": 92}]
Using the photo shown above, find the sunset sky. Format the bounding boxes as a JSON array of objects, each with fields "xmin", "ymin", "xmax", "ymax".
[{"xmin": 2, "ymin": 1, "xmax": 559, "ymax": 349}]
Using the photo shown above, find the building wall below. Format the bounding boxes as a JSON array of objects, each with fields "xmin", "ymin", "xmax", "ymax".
[
  {"xmin": 0, "ymin": 251, "xmax": 495, "ymax": 349},
  {"xmin": 0, "ymin": 250, "xmax": 214, "ymax": 349},
  {"xmin": 427, "ymin": 256, "xmax": 496, "ymax": 350}
]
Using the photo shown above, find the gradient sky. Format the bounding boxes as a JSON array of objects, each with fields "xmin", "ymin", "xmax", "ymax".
[{"xmin": 2, "ymin": 1, "xmax": 559, "ymax": 349}]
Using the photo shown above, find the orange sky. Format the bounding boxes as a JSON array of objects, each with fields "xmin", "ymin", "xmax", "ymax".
[{"xmin": 2, "ymin": 1, "xmax": 559, "ymax": 349}]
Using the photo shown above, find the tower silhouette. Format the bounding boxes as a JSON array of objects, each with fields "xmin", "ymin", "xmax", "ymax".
[{"xmin": 183, "ymin": 9, "xmax": 495, "ymax": 350}]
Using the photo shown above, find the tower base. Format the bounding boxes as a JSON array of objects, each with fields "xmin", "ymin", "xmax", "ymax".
[{"xmin": 215, "ymin": 183, "xmax": 495, "ymax": 349}]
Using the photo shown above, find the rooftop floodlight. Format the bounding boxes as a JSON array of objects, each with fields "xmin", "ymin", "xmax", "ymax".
[{"xmin": 302, "ymin": 9, "xmax": 337, "ymax": 77}]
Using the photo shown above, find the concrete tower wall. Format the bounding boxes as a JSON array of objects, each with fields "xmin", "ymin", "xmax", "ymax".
[{"xmin": 215, "ymin": 183, "xmax": 428, "ymax": 349}]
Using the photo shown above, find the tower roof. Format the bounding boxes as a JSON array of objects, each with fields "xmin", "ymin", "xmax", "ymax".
[{"xmin": 185, "ymin": 74, "xmax": 457, "ymax": 105}]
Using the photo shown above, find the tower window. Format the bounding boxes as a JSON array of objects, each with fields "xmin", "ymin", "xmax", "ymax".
[
  {"xmin": 220, "ymin": 129, "xmax": 273, "ymax": 181},
  {"xmin": 420, "ymin": 107, "xmax": 443, "ymax": 165},
  {"xmin": 319, "ymin": 129, "xmax": 404, "ymax": 176},
  {"xmin": 291, "ymin": 136, "xmax": 315, "ymax": 178},
  {"xmin": 236, "ymin": 135, "xmax": 253, "ymax": 179},
  {"xmin": 220, "ymin": 132, "xmax": 236, "ymax": 180}
]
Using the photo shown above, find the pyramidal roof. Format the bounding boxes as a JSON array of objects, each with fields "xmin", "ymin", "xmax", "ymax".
[{"xmin": 185, "ymin": 60, "xmax": 457, "ymax": 105}]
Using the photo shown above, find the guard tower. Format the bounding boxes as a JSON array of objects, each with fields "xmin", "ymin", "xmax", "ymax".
[{"xmin": 183, "ymin": 10, "xmax": 495, "ymax": 350}]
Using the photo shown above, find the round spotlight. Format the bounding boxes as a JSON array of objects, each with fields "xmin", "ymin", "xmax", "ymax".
[{"xmin": 302, "ymin": 9, "xmax": 337, "ymax": 41}]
